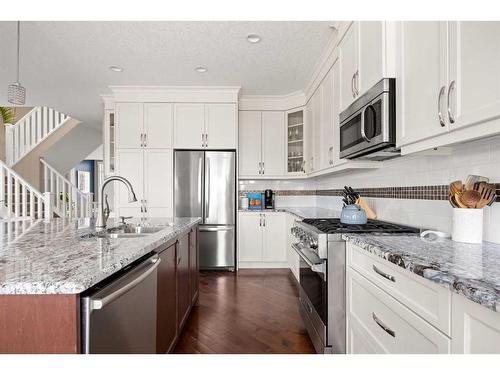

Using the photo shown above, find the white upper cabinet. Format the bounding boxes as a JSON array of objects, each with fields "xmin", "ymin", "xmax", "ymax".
[
  {"xmin": 447, "ymin": 22, "xmax": 500, "ymax": 131},
  {"xmin": 332, "ymin": 61, "xmax": 346, "ymax": 166},
  {"xmin": 173, "ymin": 103, "xmax": 205, "ymax": 149},
  {"xmin": 397, "ymin": 21, "xmax": 500, "ymax": 153},
  {"xmin": 396, "ymin": 22, "xmax": 448, "ymax": 147},
  {"xmin": 312, "ymin": 85, "xmax": 323, "ymax": 172},
  {"xmin": 205, "ymin": 104, "xmax": 238, "ymax": 149},
  {"xmin": 116, "ymin": 103, "xmax": 144, "ymax": 149},
  {"xmin": 238, "ymin": 111, "xmax": 262, "ymax": 176},
  {"xmin": 339, "ymin": 24, "xmax": 359, "ymax": 111},
  {"xmin": 340, "ymin": 22, "xmax": 395, "ymax": 112},
  {"xmin": 238, "ymin": 110, "xmax": 284, "ymax": 177},
  {"xmin": 358, "ymin": 22, "xmax": 385, "ymax": 95},
  {"xmin": 144, "ymin": 103, "xmax": 173, "ymax": 149},
  {"xmin": 319, "ymin": 67, "xmax": 335, "ymax": 170},
  {"xmin": 262, "ymin": 111, "xmax": 285, "ymax": 176},
  {"xmin": 174, "ymin": 103, "xmax": 238, "ymax": 149},
  {"xmin": 304, "ymin": 101, "xmax": 314, "ymax": 174},
  {"xmin": 116, "ymin": 102, "xmax": 173, "ymax": 149}
]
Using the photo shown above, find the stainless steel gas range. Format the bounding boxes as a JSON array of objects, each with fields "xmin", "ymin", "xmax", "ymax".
[{"xmin": 291, "ymin": 218, "xmax": 420, "ymax": 354}]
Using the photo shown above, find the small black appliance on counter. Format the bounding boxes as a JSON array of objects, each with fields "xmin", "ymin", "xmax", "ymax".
[{"xmin": 264, "ymin": 189, "xmax": 274, "ymax": 209}]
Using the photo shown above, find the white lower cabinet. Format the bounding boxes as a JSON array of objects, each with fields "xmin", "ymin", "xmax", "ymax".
[
  {"xmin": 237, "ymin": 211, "xmax": 287, "ymax": 267},
  {"xmin": 286, "ymin": 213, "xmax": 299, "ymax": 281},
  {"xmin": 451, "ymin": 293, "xmax": 500, "ymax": 354},
  {"xmin": 346, "ymin": 242, "xmax": 500, "ymax": 353},
  {"xmin": 347, "ymin": 267, "xmax": 451, "ymax": 354}
]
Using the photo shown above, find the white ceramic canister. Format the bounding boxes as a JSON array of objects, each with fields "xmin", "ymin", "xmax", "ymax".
[{"xmin": 451, "ymin": 208, "xmax": 483, "ymax": 244}]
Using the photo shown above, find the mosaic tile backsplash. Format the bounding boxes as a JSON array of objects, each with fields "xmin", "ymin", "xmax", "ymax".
[{"xmin": 240, "ymin": 184, "xmax": 500, "ymax": 202}]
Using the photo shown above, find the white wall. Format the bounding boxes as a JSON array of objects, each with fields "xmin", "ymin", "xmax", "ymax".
[{"xmin": 239, "ymin": 135, "xmax": 500, "ymax": 243}]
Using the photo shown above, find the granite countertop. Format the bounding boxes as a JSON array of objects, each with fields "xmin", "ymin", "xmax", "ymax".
[
  {"xmin": 238, "ymin": 206, "xmax": 340, "ymax": 219},
  {"xmin": 342, "ymin": 233, "xmax": 500, "ymax": 313},
  {"xmin": 0, "ymin": 217, "xmax": 201, "ymax": 295}
]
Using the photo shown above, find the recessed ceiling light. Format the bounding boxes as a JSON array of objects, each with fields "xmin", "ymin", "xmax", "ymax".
[
  {"xmin": 247, "ymin": 34, "xmax": 261, "ymax": 44},
  {"xmin": 195, "ymin": 66, "xmax": 208, "ymax": 73},
  {"xmin": 109, "ymin": 66, "xmax": 124, "ymax": 72}
]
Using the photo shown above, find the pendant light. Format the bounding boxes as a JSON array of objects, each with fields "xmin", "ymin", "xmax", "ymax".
[{"xmin": 8, "ymin": 21, "xmax": 26, "ymax": 105}]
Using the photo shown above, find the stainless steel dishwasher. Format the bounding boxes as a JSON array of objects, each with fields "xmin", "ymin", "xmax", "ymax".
[{"xmin": 81, "ymin": 254, "xmax": 160, "ymax": 354}]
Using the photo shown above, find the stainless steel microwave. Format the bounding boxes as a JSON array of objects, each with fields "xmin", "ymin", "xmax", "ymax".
[{"xmin": 339, "ymin": 78, "xmax": 398, "ymax": 160}]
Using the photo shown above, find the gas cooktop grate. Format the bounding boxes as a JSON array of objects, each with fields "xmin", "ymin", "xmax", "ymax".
[{"xmin": 302, "ymin": 218, "xmax": 421, "ymax": 234}]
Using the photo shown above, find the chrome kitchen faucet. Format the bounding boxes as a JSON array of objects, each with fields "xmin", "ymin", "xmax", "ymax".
[{"xmin": 96, "ymin": 176, "xmax": 137, "ymax": 229}]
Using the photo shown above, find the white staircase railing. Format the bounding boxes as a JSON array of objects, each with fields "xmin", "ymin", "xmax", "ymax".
[
  {"xmin": 5, "ymin": 106, "xmax": 70, "ymax": 166},
  {"xmin": 0, "ymin": 159, "xmax": 52, "ymax": 220},
  {"xmin": 41, "ymin": 158, "xmax": 93, "ymax": 219}
]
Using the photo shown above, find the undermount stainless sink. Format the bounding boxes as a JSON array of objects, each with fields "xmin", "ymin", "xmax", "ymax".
[
  {"xmin": 108, "ymin": 233, "xmax": 149, "ymax": 239},
  {"xmin": 79, "ymin": 223, "xmax": 171, "ymax": 241}
]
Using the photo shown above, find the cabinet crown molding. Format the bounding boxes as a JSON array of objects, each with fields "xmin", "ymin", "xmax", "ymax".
[
  {"xmin": 108, "ymin": 85, "xmax": 241, "ymax": 103},
  {"xmin": 239, "ymin": 91, "xmax": 306, "ymax": 111}
]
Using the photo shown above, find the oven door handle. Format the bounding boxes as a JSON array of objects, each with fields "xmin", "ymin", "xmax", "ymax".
[{"xmin": 292, "ymin": 243, "xmax": 323, "ymax": 268}]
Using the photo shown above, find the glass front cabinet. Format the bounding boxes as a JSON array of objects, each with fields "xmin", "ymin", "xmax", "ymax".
[{"xmin": 286, "ymin": 108, "xmax": 305, "ymax": 175}]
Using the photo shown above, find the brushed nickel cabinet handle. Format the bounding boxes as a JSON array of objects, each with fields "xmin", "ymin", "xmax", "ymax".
[
  {"xmin": 447, "ymin": 80, "xmax": 456, "ymax": 124},
  {"xmin": 373, "ymin": 264, "xmax": 396, "ymax": 282},
  {"xmin": 351, "ymin": 73, "xmax": 356, "ymax": 98},
  {"xmin": 372, "ymin": 313, "xmax": 396, "ymax": 338},
  {"xmin": 355, "ymin": 70, "xmax": 360, "ymax": 96},
  {"xmin": 438, "ymin": 85, "xmax": 446, "ymax": 127}
]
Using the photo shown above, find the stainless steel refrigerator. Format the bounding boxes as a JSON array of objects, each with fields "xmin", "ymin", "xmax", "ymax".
[{"xmin": 174, "ymin": 151, "xmax": 236, "ymax": 270}]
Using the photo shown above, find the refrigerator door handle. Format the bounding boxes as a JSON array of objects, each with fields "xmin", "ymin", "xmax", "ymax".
[
  {"xmin": 198, "ymin": 156, "xmax": 203, "ymax": 220},
  {"xmin": 205, "ymin": 157, "xmax": 210, "ymax": 220}
]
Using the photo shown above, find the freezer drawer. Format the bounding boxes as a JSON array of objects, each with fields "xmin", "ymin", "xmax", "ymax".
[
  {"xmin": 199, "ymin": 225, "xmax": 235, "ymax": 269},
  {"xmin": 81, "ymin": 255, "xmax": 160, "ymax": 354}
]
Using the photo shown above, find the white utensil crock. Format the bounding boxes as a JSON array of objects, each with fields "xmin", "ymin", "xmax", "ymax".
[{"xmin": 452, "ymin": 208, "xmax": 483, "ymax": 244}]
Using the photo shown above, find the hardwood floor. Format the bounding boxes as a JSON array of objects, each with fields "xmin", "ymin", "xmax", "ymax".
[{"xmin": 173, "ymin": 269, "xmax": 316, "ymax": 354}]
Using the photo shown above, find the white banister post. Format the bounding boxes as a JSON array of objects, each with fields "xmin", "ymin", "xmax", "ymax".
[
  {"xmin": 43, "ymin": 192, "xmax": 53, "ymax": 222},
  {"xmin": 86, "ymin": 193, "xmax": 94, "ymax": 217},
  {"xmin": 5, "ymin": 124, "xmax": 15, "ymax": 166}
]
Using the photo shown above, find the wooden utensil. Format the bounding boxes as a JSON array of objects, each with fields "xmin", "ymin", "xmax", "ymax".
[
  {"xmin": 355, "ymin": 197, "xmax": 377, "ymax": 219},
  {"xmin": 449, "ymin": 180, "xmax": 463, "ymax": 196},
  {"xmin": 475, "ymin": 183, "xmax": 496, "ymax": 209},
  {"xmin": 453, "ymin": 193, "xmax": 468, "ymax": 208},
  {"xmin": 449, "ymin": 193, "xmax": 459, "ymax": 208},
  {"xmin": 461, "ymin": 189, "xmax": 482, "ymax": 208},
  {"xmin": 465, "ymin": 175, "xmax": 489, "ymax": 191}
]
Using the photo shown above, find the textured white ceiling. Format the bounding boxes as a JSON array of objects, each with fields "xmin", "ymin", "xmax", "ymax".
[{"xmin": 0, "ymin": 21, "xmax": 335, "ymax": 129}]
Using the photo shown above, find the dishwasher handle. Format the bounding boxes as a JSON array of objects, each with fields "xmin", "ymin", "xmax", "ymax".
[{"xmin": 91, "ymin": 256, "xmax": 161, "ymax": 310}]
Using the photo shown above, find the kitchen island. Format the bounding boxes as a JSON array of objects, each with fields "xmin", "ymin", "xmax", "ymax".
[{"xmin": 0, "ymin": 216, "xmax": 201, "ymax": 354}]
